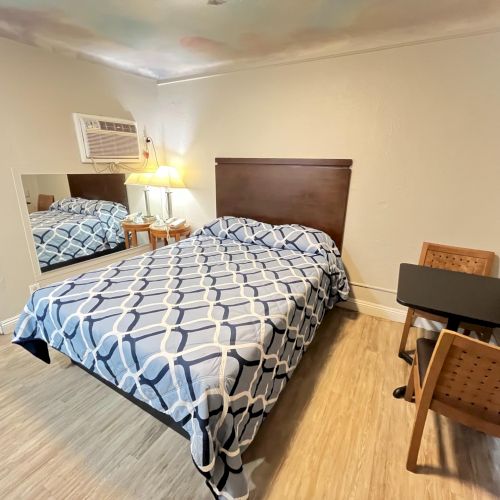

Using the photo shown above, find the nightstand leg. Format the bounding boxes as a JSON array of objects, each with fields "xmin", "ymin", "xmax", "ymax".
[
  {"xmin": 131, "ymin": 231, "xmax": 138, "ymax": 247},
  {"xmin": 446, "ymin": 316, "xmax": 460, "ymax": 331}
]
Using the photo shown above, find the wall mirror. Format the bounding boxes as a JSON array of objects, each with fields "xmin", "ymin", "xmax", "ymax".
[{"xmin": 21, "ymin": 173, "xmax": 134, "ymax": 273}]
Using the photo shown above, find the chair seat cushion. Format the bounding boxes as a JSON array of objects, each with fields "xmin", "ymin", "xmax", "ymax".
[{"xmin": 416, "ymin": 337, "xmax": 437, "ymax": 383}]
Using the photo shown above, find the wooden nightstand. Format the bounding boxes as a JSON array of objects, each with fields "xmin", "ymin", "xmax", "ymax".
[
  {"xmin": 122, "ymin": 221, "xmax": 152, "ymax": 248},
  {"xmin": 150, "ymin": 224, "xmax": 191, "ymax": 250}
]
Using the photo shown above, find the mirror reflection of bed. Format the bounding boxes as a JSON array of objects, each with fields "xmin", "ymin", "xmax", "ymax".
[{"xmin": 22, "ymin": 173, "xmax": 131, "ymax": 273}]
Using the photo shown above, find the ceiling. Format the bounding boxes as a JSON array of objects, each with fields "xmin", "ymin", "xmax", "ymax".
[{"xmin": 1, "ymin": 0, "xmax": 500, "ymax": 82}]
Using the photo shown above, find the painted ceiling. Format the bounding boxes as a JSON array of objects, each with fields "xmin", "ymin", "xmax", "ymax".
[{"xmin": 1, "ymin": 1, "xmax": 499, "ymax": 82}]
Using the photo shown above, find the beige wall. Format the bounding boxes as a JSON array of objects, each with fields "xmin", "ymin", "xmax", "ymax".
[
  {"xmin": 2, "ymin": 31, "xmax": 500, "ymax": 325},
  {"xmin": 0, "ymin": 38, "xmax": 160, "ymax": 321},
  {"xmin": 22, "ymin": 174, "xmax": 71, "ymax": 211},
  {"xmin": 157, "ymin": 31, "xmax": 500, "ymax": 316},
  {"xmin": 21, "ymin": 175, "xmax": 39, "ymax": 213}
]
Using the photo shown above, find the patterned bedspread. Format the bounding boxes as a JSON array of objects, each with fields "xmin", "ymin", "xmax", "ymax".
[
  {"xmin": 30, "ymin": 197, "xmax": 127, "ymax": 269},
  {"xmin": 13, "ymin": 217, "xmax": 349, "ymax": 499}
]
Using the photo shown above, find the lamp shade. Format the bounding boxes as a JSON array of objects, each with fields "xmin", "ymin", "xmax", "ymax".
[
  {"xmin": 150, "ymin": 165, "xmax": 185, "ymax": 189},
  {"xmin": 125, "ymin": 166, "xmax": 185, "ymax": 189},
  {"xmin": 124, "ymin": 172, "xmax": 156, "ymax": 187}
]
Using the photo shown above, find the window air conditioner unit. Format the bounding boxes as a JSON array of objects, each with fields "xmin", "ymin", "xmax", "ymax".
[{"xmin": 73, "ymin": 113, "xmax": 142, "ymax": 163}]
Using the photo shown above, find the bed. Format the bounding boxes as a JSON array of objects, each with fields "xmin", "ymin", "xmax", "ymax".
[
  {"xmin": 30, "ymin": 174, "xmax": 129, "ymax": 272},
  {"xmin": 13, "ymin": 158, "xmax": 352, "ymax": 499},
  {"xmin": 31, "ymin": 198, "xmax": 128, "ymax": 271}
]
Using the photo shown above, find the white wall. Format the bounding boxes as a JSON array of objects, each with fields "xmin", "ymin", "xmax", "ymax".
[
  {"xmin": 21, "ymin": 175, "xmax": 39, "ymax": 213},
  {"xmin": 0, "ymin": 38, "xmax": 160, "ymax": 321},
  {"xmin": 157, "ymin": 31, "xmax": 500, "ymax": 316},
  {"xmin": 2, "ymin": 31, "xmax": 500, "ymax": 326},
  {"xmin": 23, "ymin": 174, "xmax": 71, "ymax": 208}
]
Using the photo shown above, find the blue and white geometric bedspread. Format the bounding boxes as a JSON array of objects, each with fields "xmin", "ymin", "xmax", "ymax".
[
  {"xmin": 30, "ymin": 197, "xmax": 127, "ymax": 268},
  {"xmin": 13, "ymin": 217, "xmax": 349, "ymax": 499}
]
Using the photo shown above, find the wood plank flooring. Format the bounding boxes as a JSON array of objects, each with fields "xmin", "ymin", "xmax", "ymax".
[{"xmin": 1, "ymin": 310, "xmax": 499, "ymax": 499}]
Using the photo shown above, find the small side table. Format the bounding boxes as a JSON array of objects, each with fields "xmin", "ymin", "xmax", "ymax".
[
  {"xmin": 150, "ymin": 224, "xmax": 191, "ymax": 250},
  {"xmin": 122, "ymin": 222, "xmax": 152, "ymax": 248}
]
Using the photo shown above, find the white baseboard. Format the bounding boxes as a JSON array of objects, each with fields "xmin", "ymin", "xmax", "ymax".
[
  {"xmin": 0, "ymin": 315, "xmax": 19, "ymax": 335},
  {"xmin": 338, "ymin": 298, "xmax": 443, "ymax": 332},
  {"xmin": 338, "ymin": 298, "xmax": 406, "ymax": 322}
]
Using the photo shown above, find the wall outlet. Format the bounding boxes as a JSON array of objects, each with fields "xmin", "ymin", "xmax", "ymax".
[
  {"xmin": 29, "ymin": 283, "xmax": 40, "ymax": 294},
  {"xmin": 0, "ymin": 322, "xmax": 4, "ymax": 335}
]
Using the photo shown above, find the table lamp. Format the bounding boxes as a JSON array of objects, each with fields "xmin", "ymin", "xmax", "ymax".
[
  {"xmin": 124, "ymin": 172, "xmax": 156, "ymax": 218},
  {"xmin": 146, "ymin": 165, "xmax": 185, "ymax": 219}
]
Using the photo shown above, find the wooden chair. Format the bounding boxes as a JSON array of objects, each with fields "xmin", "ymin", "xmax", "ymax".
[
  {"xmin": 404, "ymin": 329, "xmax": 500, "ymax": 471},
  {"xmin": 398, "ymin": 242, "xmax": 495, "ymax": 356},
  {"xmin": 38, "ymin": 194, "xmax": 55, "ymax": 211}
]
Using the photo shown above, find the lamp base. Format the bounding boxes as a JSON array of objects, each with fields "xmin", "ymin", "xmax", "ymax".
[
  {"xmin": 143, "ymin": 187, "xmax": 152, "ymax": 217},
  {"xmin": 166, "ymin": 190, "xmax": 173, "ymax": 219}
]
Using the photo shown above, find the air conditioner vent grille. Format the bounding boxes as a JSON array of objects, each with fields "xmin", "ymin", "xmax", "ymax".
[
  {"xmin": 86, "ymin": 132, "xmax": 139, "ymax": 158},
  {"xmin": 73, "ymin": 113, "xmax": 141, "ymax": 163}
]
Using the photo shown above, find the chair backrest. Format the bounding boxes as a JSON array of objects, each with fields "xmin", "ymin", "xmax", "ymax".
[
  {"xmin": 38, "ymin": 194, "xmax": 55, "ymax": 212},
  {"xmin": 419, "ymin": 242, "xmax": 494, "ymax": 276},
  {"xmin": 426, "ymin": 330, "xmax": 500, "ymax": 435}
]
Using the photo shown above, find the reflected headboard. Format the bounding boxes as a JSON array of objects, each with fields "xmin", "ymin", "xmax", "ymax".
[
  {"xmin": 215, "ymin": 158, "xmax": 352, "ymax": 251},
  {"xmin": 67, "ymin": 174, "xmax": 129, "ymax": 209}
]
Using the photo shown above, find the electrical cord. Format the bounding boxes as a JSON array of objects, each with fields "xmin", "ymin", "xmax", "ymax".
[{"xmin": 148, "ymin": 136, "xmax": 160, "ymax": 168}]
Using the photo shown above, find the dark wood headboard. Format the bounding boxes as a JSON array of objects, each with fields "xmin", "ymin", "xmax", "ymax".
[
  {"xmin": 67, "ymin": 174, "xmax": 129, "ymax": 209},
  {"xmin": 215, "ymin": 158, "xmax": 352, "ymax": 251}
]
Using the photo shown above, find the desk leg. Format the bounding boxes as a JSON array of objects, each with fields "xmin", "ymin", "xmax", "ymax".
[{"xmin": 398, "ymin": 352, "xmax": 413, "ymax": 365}]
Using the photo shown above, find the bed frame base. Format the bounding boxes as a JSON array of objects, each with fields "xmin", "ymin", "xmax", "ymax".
[{"xmin": 71, "ymin": 360, "xmax": 190, "ymax": 440}]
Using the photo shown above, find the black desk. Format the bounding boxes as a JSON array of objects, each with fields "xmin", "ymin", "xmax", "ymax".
[{"xmin": 394, "ymin": 263, "xmax": 500, "ymax": 398}]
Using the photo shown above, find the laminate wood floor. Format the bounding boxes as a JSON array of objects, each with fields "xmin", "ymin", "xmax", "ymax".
[{"xmin": 1, "ymin": 310, "xmax": 499, "ymax": 499}]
